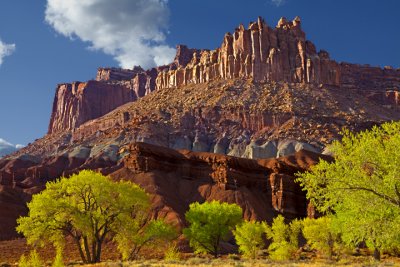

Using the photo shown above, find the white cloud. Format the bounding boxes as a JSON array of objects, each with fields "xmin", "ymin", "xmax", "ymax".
[
  {"xmin": 271, "ymin": 0, "xmax": 286, "ymax": 7},
  {"xmin": 0, "ymin": 138, "xmax": 23, "ymax": 158},
  {"xmin": 45, "ymin": 0, "xmax": 175, "ymax": 69},
  {"xmin": 0, "ymin": 39, "xmax": 16, "ymax": 66}
]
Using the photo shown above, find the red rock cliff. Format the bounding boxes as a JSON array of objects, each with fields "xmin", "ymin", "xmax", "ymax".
[
  {"xmin": 156, "ymin": 17, "xmax": 341, "ymax": 89},
  {"xmin": 48, "ymin": 16, "xmax": 400, "ymax": 135},
  {"xmin": 48, "ymin": 80, "xmax": 137, "ymax": 134},
  {"xmin": 48, "ymin": 67, "xmax": 158, "ymax": 134}
]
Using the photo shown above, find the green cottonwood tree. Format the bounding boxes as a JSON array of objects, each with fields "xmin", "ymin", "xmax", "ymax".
[
  {"xmin": 302, "ymin": 216, "xmax": 341, "ymax": 259},
  {"xmin": 17, "ymin": 170, "xmax": 150, "ymax": 263},
  {"xmin": 115, "ymin": 218, "xmax": 177, "ymax": 260},
  {"xmin": 233, "ymin": 220, "xmax": 266, "ymax": 259},
  {"xmin": 265, "ymin": 215, "xmax": 301, "ymax": 261},
  {"xmin": 296, "ymin": 122, "xmax": 400, "ymax": 260},
  {"xmin": 183, "ymin": 200, "xmax": 243, "ymax": 257}
]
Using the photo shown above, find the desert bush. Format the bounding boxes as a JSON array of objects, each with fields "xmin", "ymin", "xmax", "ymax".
[
  {"xmin": 52, "ymin": 246, "xmax": 65, "ymax": 267},
  {"xmin": 233, "ymin": 220, "xmax": 266, "ymax": 259},
  {"xmin": 302, "ymin": 216, "xmax": 342, "ymax": 260},
  {"xmin": 18, "ymin": 250, "xmax": 43, "ymax": 267},
  {"xmin": 164, "ymin": 242, "xmax": 181, "ymax": 261},
  {"xmin": 265, "ymin": 215, "xmax": 301, "ymax": 261},
  {"xmin": 183, "ymin": 200, "xmax": 243, "ymax": 257}
]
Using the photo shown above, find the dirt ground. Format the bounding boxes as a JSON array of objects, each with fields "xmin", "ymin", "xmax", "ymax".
[{"xmin": 1, "ymin": 238, "xmax": 400, "ymax": 267}]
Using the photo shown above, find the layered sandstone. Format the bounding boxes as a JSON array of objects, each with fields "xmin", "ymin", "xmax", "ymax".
[
  {"xmin": 156, "ymin": 17, "xmax": 341, "ymax": 89},
  {"xmin": 0, "ymin": 141, "xmax": 329, "ymax": 240},
  {"xmin": 47, "ymin": 16, "xmax": 400, "ymax": 135},
  {"xmin": 340, "ymin": 63, "xmax": 400, "ymax": 90},
  {"xmin": 48, "ymin": 81, "xmax": 136, "ymax": 134},
  {"xmin": 48, "ymin": 68, "xmax": 159, "ymax": 134}
]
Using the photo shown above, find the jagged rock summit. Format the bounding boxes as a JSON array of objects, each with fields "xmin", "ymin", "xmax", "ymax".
[{"xmin": 47, "ymin": 16, "xmax": 399, "ymax": 138}]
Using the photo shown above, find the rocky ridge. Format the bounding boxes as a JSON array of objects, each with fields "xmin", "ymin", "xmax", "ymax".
[{"xmin": 47, "ymin": 16, "xmax": 400, "ymax": 136}]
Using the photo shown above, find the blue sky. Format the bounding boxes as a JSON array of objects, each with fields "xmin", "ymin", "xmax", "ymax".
[{"xmin": 0, "ymin": 0, "xmax": 399, "ymax": 148}]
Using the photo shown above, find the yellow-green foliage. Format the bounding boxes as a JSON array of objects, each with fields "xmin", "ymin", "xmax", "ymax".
[
  {"xmin": 17, "ymin": 170, "xmax": 150, "ymax": 264},
  {"xmin": 297, "ymin": 122, "xmax": 400, "ymax": 259},
  {"xmin": 233, "ymin": 220, "xmax": 266, "ymax": 259},
  {"xmin": 183, "ymin": 200, "xmax": 243, "ymax": 257},
  {"xmin": 18, "ymin": 254, "xmax": 28, "ymax": 267},
  {"xmin": 164, "ymin": 243, "xmax": 181, "ymax": 261},
  {"xmin": 18, "ymin": 250, "xmax": 44, "ymax": 267},
  {"xmin": 302, "ymin": 216, "xmax": 340, "ymax": 259},
  {"xmin": 265, "ymin": 215, "xmax": 301, "ymax": 261},
  {"xmin": 52, "ymin": 246, "xmax": 65, "ymax": 267},
  {"xmin": 115, "ymin": 219, "xmax": 177, "ymax": 260}
]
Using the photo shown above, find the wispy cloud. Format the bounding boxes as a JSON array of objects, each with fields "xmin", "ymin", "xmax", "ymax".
[
  {"xmin": 0, "ymin": 39, "xmax": 16, "ymax": 66},
  {"xmin": 271, "ymin": 0, "xmax": 286, "ymax": 7},
  {"xmin": 0, "ymin": 138, "xmax": 23, "ymax": 158},
  {"xmin": 45, "ymin": 0, "xmax": 175, "ymax": 69}
]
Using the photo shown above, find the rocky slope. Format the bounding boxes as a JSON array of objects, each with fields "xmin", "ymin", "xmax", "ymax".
[
  {"xmin": 0, "ymin": 16, "xmax": 399, "ymax": 241},
  {"xmin": 47, "ymin": 16, "xmax": 400, "ymax": 136}
]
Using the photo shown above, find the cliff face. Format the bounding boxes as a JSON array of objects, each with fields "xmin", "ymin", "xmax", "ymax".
[
  {"xmin": 156, "ymin": 17, "xmax": 340, "ymax": 89},
  {"xmin": 48, "ymin": 81, "xmax": 136, "ymax": 134},
  {"xmin": 47, "ymin": 16, "xmax": 400, "ymax": 135},
  {"xmin": 48, "ymin": 68, "xmax": 159, "ymax": 134},
  {"xmin": 0, "ymin": 142, "xmax": 327, "ymax": 240}
]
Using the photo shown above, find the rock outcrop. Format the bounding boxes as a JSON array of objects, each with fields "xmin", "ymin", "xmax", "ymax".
[
  {"xmin": 48, "ymin": 68, "xmax": 159, "ymax": 134},
  {"xmin": 340, "ymin": 63, "xmax": 400, "ymax": 91},
  {"xmin": 48, "ymin": 81, "xmax": 136, "ymax": 133},
  {"xmin": 47, "ymin": 16, "xmax": 400, "ymax": 135},
  {"xmin": 0, "ymin": 142, "xmax": 330, "ymax": 240},
  {"xmin": 156, "ymin": 17, "xmax": 340, "ymax": 89}
]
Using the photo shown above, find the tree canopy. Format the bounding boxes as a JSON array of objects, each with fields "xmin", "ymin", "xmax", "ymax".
[
  {"xmin": 265, "ymin": 215, "xmax": 301, "ymax": 261},
  {"xmin": 296, "ymin": 122, "xmax": 400, "ymax": 259},
  {"xmin": 17, "ymin": 170, "xmax": 150, "ymax": 263},
  {"xmin": 183, "ymin": 200, "xmax": 243, "ymax": 257},
  {"xmin": 233, "ymin": 220, "xmax": 266, "ymax": 259}
]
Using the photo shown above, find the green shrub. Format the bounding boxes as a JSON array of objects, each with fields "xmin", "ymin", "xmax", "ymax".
[
  {"xmin": 164, "ymin": 243, "xmax": 181, "ymax": 261},
  {"xmin": 52, "ymin": 246, "xmax": 65, "ymax": 267},
  {"xmin": 183, "ymin": 200, "xmax": 243, "ymax": 257},
  {"xmin": 18, "ymin": 250, "xmax": 44, "ymax": 267},
  {"xmin": 233, "ymin": 220, "xmax": 266, "ymax": 259},
  {"xmin": 265, "ymin": 215, "xmax": 301, "ymax": 261},
  {"xmin": 115, "ymin": 219, "xmax": 177, "ymax": 260},
  {"xmin": 302, "ymin": 216, "xmax": 341, "ymax": 259}
]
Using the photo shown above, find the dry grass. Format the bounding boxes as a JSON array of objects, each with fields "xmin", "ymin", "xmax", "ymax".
[{"xmin": 80, "ymin": 256, "xmax": 400, "ymax": 267}]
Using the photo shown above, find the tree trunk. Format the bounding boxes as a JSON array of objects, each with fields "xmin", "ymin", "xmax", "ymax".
[
  {"xmin": 92, "ymin": 241, "xmax": 97, "ymax": 263},
  {"xmin": 373, "ymin": 248, "xmax": 381, "ymax": 261},
  {"xmin": 95, "ymin": 240, "xmax": 102, "ymax": 262},
  {"xmin": 74, "ymin": 237, "xmax": 87, "ymax": 263},
  {"xmin": 83, "ymin": 236, "xmax": 93, "ymax": 263},
  {"xmin": 213, "ymin": 245, "xmax": 218, "ymax": 258},
  {"xmin": 328, "ymin": 237, "xmax": 334, "ymax": 261}
]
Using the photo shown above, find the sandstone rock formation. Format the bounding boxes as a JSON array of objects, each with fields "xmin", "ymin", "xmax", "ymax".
[
  {"xmin": 48, "ymin": 67, "xmax": 159, "ymax": 133},
  {"xmin": 156, "ymin": 17, "xmax": 340, "ymax": 89},
  {"xmin": 0, "ymin": 142, "xmax": 330, "ymax": 240},
  {"xmin": 47, "ymin": 16, "xmax": 400, "ymax": 135}
]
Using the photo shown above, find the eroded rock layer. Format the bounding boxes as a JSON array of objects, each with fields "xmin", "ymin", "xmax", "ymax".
[
  {"xmin": 47, "ymin": 16, "xmax": 400, "ymax": 135},
  {"xmin": 0, "ymin": 142, "xmax": 329, "ymax": 240},
  {"xmin": 156, "ymin": 17, "xmax": 340, "ymax": 89}
]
